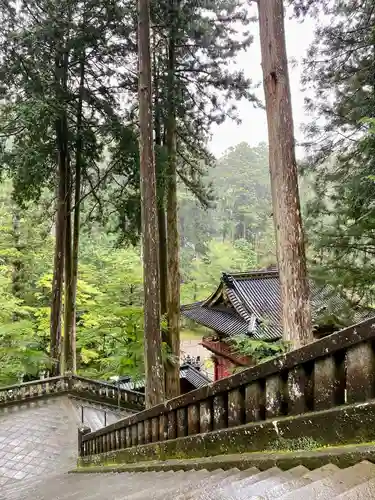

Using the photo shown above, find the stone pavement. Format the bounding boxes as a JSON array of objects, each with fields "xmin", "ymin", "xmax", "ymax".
[{"xmin": 0, "ymin": 395, "xmax": 128, "ymax": 492}]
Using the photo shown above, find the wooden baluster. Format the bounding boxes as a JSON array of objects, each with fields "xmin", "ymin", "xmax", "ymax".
[
  {"xmin": 287, "ymin": 366, "xmax": 307, "ymax": 415},
  {"xmin": 176, "ymin": 408, "xmax": 187, "ymax": 438},
  {"xmin": 167, "ymin": 411, "xmax": 177, "ymax": 440},
  {"xmin": 199, "ymin": 400, "xmax": 212, "ymax": 433},
  {"xmin": 265, "ymin": 374, "xmax": 284, "ymax": 419},
  {"xmin": 213, "ymin": 394, "xmax": 227, "ymax": 430},
  {"xmin": 115, "ymin": 430, "xmax": 121, "ymax": 450},
  {"xmin": 346, "ymin": 342, "xmax": 375, "ymax": 403},
  {"xmin": 314, "ymin": 356, "xmax": 337, "ymax": 410},
  {"xmin": 228, "ymin": 389, "xmax": 244, "ymax": 427},
  {"xmin": 120, "ymin": 428, "xmax": 126, "ymax": 449},
  {"xmin": 144, "ymin": 419, "xmax": 152, "ymax": 444},
  {"xmin": 137, "ymin": 422, "xmax": 145, "ymax": 445},
  {"xmin": 159, "ymin": 414, "xmax": 168, "ymax": 441},
  {"xmin": 187, "ymin": 404, "xmax": 200, "ymax": 435},
  {"xmin": 151, "ymin": 417, "xmax": 159, "ymax": 442},
  {"xmin": 126, "ymin": 426, "xmax": 132, "ymax": 448},
  {"xmin": 245, "ymin": 381, "xmax": 264, "ymax": 422},
  {"xmin": 131, "ymin": 425, "xmax": 138, "ymax": 447}
]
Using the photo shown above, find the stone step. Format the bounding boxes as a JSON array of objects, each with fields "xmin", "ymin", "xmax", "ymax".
[
  {"xmin": 251, "ymin": 463, "xmax": 341, "ymax": 499},
  {"xmin": 218, "ymin": 467, "xmax": 308, "ymax": 500},
  {"xmin": 277, "ymin": 460, "xmax": 375, "ymax": 499},
  {"xmin": 202, "ymin": 467, "xmax": 284, "ymax": 500},
  {"xmin": 172, "ymin": 467, "xmax": 260, "ymax": 500},
  {"xmin": 335, "ymin": 477, "xmax": 375, "ymax": 499},
  {"xmin": 5, "ymin": 462, "xmax": 375, "ymax": 499}
]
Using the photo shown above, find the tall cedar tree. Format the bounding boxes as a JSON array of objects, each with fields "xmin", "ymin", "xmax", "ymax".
[
  {"xmin": 299, "ymin": 1, "xmax": 375, "ymax": 306},
  {"xmin": 151, "ymin": 0, "xmax": 256, "ymax": 395},
  {"xmin": 138, "ymin": 0, "xmax": 165, "ymax": 407},
  {"xmin": 0, "ymin": 0, "xmax": 140, "ymax": 373},
  {"xmin": 258, "ymin": 0, "xmax": 312, "ymax": 347}
]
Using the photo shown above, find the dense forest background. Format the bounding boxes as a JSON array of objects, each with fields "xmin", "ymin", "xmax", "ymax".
[{"xmin": 0, "ymin": 141, "xmax": 275, "ymax": 384}]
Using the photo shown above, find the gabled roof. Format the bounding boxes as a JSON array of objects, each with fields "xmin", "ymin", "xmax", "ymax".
[
  {"xmin": 111, "ymin": 363, "xmax": 211, "ymax": 392},
  {"xmin": 181, "ymin": 269, "xmax": 375, "ymax": 341}
]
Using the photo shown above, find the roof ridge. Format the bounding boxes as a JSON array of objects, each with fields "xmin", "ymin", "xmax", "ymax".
[{"xmin": 224, "ymin": 269, "xmax": 279, "ymax": 280}]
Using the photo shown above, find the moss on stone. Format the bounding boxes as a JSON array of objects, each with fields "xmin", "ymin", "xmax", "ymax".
[{"xmin": 78, "ymin": 400, "xmax": 375, "ymax": 469}]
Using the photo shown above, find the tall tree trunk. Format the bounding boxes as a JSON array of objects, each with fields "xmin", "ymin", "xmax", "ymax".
[
  {"xmin": 158, "ymin": 206, "xmax": 168, "ymax": 315},
  {"xmin": 138, "ymin": 0, "xmax": 165, "ymax": 408},
  {"xmin": 12, "ymin": 208, "xmax": 22, "ymax": 301},
  {"xmin": 63, "ymin": 157, "xmax": 74, "ymax": 372},
  {"xmin": 50, "ymin": 102, "xmax": 67, "ymax": 376},
  {"xmin": 165, "ymin": 0, "xmax": 180, "ymax": 399},
  {"xmin": 70, "ymin": 51, "xmax": 85, "ymax": 374},
  {"xmin": 258, "ymin": 0, "xmax": 312, "ymax": 348},
  {"xmin": 153, "ymin": 40, "xmax": 168, "ymax": 316}
]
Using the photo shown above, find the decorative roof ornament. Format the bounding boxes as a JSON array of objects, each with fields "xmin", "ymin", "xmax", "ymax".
[
  {"xmin": 247, "ymin": 315, "xmax": 258, "ymax": 334},
  {"xmin": 222, "ymin": 272, "xmax": 235, "ymax": 288}
]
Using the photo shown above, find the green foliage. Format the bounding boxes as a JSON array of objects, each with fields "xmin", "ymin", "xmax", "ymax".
[
  {"xmin": 179, "ymin": 143, "xmax": 276, "ymax": 269},
  {"xmin": 301, "ymin": 1, "xmax": 375, "ymax": 307},
  {"xmin": 229, "ymin": 335, "xmax": 288, "ymax": 362},
  {"xmin": 181, "ymin": 239, "xmax": 257, "ymax": 303}
]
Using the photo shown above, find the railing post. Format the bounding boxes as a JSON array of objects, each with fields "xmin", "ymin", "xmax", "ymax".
[
  {"xmin": 78, "ymin": 425, "xmax": 91, "ymax": 457},
  {"xmin": 65, "ymin": 371, "xmax": 73, "ymax": 391}
]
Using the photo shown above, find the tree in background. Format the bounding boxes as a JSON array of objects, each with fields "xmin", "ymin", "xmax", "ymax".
[
  {"xmin": 300, "ymin": 1, "xmax": 375, "ymax": 307},
  {"xmin": 258, "ymin": 0, "xmax": 312, "ymax": 348},
  {"xmin": 138, "ymin": 0, "xmax": 165, "ymax": 407}
]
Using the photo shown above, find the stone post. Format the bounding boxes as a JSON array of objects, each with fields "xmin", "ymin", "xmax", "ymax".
[{"xmin": 78, "ymin": 425, "xmax": 91, "ymax": 457}]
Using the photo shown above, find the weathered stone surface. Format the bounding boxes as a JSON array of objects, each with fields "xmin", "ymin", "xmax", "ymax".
[
  {"xmin": 346, "ymin": 342, "xmax": 375, "ymax": 403},
  {"xmin": 228, "ymin": 389, "xmax": 244, "ymax": 427},
  {"xmin": 287, "ymin": 366, "xmax": 307, "ymax": 415},
  {"xmin": 336, "ymin": 478, "xmax": 375, "ymax": 499},
  {"xmin": 314, "ymin": 356, "xmax": 337, "ymax": 411},
  {"xmin": 0, "ymin": 397, "xmax": 77, "ymax": 489},
  {"xmin": 80, "ymin": 317, "xmax": 375, "ymax": 447},
  {"xmin": 199, "ymin": 401, "xmax": 212, "ymax": 433},
  {"xmin": 245, "ymin": 381, "xmax": 264, "ymax": 422},
  {"xmin": 266, "ymin": 375, "xmax": 284, "ymax": 418},
  {"xmin": 278, "ymin": 460, "xmax": 375, "ymax": 499},
  {"xmin": 78, "ymin": 400, "xmax": 375, "ymax": 467}
]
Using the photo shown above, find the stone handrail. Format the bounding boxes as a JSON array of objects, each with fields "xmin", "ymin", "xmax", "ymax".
[
  {"xmin": 0, "ymin": 374, "xmax": 145, "ymax": 411},
  {"xmin": 80, "ymin": 316, "xmax": 375, "ymax": 457}
]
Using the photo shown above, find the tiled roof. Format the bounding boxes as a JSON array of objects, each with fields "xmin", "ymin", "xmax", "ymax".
[
  {"xmin": 181, "ymin": 270, "xmax": 375, "ymax": 341},
  {"xmin": 112, "ymin": 363, "xmax": 211, "ymax": 392},
  {"xmin": 179, "ymin": 363, "xmax": 211, "ymax": 388},
  {"xmin": 181, "ymin": 302, "xmax": 249, "ymax": 337}
]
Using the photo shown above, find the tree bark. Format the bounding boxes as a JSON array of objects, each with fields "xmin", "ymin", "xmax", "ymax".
[
  {"xmin": 165, "ymin": 0, "xmax": 180, "ymax": 399},
  {"xmin": 70, "ymin": 51, "xmax": 85, "ymax": 374},
  {"xmin": 153, "ymin": 39, "xmax": 168, "ymax": 316},
  {"xmin": 138, "ymin": 0, "xmax": 165, "ymax": 408},
  {"xmin": 257, "ymin": 0, "xmax": 312, "ymax": 348},
  {"xmin": 63, "ymin": 157, "xmax": 74, "ymax": 372},
  {"xmin": 158, "ymin": 206, "xmax": 168, "ymax": 315},
  {"xmin": 50, "ymin": 106, "xmax": 67, "ymax": 375}
]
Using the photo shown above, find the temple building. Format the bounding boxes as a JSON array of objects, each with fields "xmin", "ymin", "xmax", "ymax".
[{"xmin": 181, "ymin": 269, "xmax": 374, "ymax": 380}]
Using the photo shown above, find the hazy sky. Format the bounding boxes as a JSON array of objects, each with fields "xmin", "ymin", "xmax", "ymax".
[{"xmin": 209, "ymin": 8, "xmax": 317, "ymax": 158}]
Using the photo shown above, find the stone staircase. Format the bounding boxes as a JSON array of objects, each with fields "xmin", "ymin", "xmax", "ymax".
[{"xmin": 2, "ymin": 461, "xmax": 375, "ymax": 499}]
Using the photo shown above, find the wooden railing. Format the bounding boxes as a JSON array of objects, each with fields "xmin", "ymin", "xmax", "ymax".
[
  {"xmin": 0, "ymin": 374, "xmax": 145, "ymax": 411},
  {"xmin": 80, "ymin": 316, "xmax": 375, "ymax": 457}
]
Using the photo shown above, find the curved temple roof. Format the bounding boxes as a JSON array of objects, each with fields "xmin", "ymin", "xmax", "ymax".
[{"xmin": 181, "ymin": 270, "xmax": 375, "ymax": 341}]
